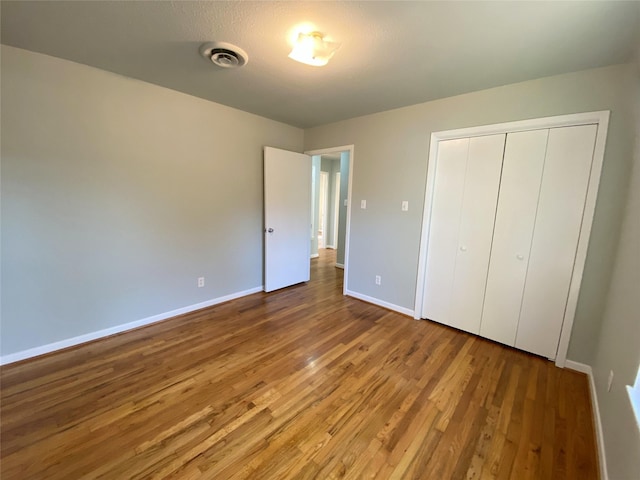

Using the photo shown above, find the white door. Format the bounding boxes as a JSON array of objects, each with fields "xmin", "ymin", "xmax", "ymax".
[
  {"xmin": 479, "ymin": 129, "xmax": 549, "ymax": 346},
  {"xmin": 515, "ymin": 125, "xmax": 597, "ymax": 358},
  {"xmin": 416, "ymin": 112, "xmax": 609, "ymax": 366},
  {"xmin": 448, "ymin": 134, "xmax": 505, "ymax": 334},
  {"xmin": 422, "ymin": 134, "xmax": 504, "ymax": 332},
  {"xmin": 422, "ymin": 138, "xmax": 469, "ymax": 325},
  {"xmin": 264, "ymin": 147, "xmax": 312, "ymax": 292}
]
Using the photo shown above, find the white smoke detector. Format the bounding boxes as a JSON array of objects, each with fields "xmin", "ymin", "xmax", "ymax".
[{"xmin": 199, "ymin": 42, "xmax": 248, "ymax": 68}]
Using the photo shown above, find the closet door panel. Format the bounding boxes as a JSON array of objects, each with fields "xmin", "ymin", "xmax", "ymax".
[
  {"xmin": 516, "ymin": 125, "xmax": 597, "ymax": 358},
  {"xmin": 449, "ymin": 134, "xmax": 505, "ymax": 334},
  {"xmin": 480, "ymin": 129, "xmax": 549, "ymax": 346},
  {"xmin": 422, "ymin": 138, "xmax": 469, "ymax": 323}
]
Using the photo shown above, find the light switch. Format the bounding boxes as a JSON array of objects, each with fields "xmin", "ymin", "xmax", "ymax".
[
  {"xmin": 344, "ymin": 199, "xmax": 348, "ymax": 207},
  {"xmin": 402, "ymin": 201, "xmax": 409, "ymax": 211},
  {"xmin": 361, "ymin": 200, "xmax": 367, "ymax": 209}
]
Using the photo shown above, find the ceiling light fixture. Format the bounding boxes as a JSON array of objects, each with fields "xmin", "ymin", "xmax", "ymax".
[{"xmin": 288, "ymin": 31, "xmax": 340, "ymax": 67}]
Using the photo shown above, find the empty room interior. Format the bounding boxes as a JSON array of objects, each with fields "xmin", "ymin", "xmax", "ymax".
[{"xmin": 1, "ymin": 1, "xmax": 639, "ymax": 479}]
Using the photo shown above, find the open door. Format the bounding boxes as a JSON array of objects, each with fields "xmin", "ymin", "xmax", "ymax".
[{"xmin": 264, "ymin": 147, "xmax": 312, "ymax": 292}]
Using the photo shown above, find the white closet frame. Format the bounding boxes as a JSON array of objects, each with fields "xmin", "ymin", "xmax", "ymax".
[{"xmin": 414, "ymin": 111, "xmax": 610, "ymax": 368}]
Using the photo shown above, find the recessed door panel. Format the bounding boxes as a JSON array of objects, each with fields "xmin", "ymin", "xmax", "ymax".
[
  {"xmin": 448, "ymin": 134, "xmax": 505, "ymax": 334},
  {"xmin": 480, "ymin": 129, "xmax": 549, "ymax": 346},
  {"xmin": 516, "ymin": 125, "xmax": 597, "ymax": 358},
  {"xmin": 422, "ymin": 138, "xmax": 469, "ymax": 323}
]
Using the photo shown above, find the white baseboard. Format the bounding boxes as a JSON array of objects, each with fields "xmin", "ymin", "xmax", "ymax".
[
  {"xmin": 565, "ymin": 360, "xmax": 591, "ymax": 374},
  {"xmin": 335, "ymin": 263, "xmax": 344, "ymax": 269},
  {"xmin": 565, "ymin": 360, "xmax": 608, "ymax": 480},
  {"xmin": 310, "ymin": 253, "xmax": 319, "ymax": 259},
  {"xmin": 345, "ymin": 290, "xmax": 414, "ymax": 317},
  {"xmin": 0, "ymin": 286, "xmax": 263, "ymax": 366},
  {"xmin": 325, "ymin": 245, "xmax": 336, "ymax": 250}
]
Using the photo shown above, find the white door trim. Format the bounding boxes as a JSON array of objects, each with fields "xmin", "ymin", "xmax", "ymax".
[
  {"xmin": 333, "ymin": 172, "xmax": 341, "ymax": 249},
  {"xmin": 305, "ymin": 145, "xmax": 354, "ymax": 295},
  {"xmin": 319, "ymin": 171, "xmax": 329, "ymax": 248},
  {"xmin": 414, "ymin": 111, "xmax": 610, "ymax": 368}
]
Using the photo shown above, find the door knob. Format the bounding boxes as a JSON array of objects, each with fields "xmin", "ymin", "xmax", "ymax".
[
  {"xmin": 459, "ymin": 246, "xmax": 467, "ymax": 252},
  {"xmin": 267, "ymin": 228, "xmax": 274, "ymax": 233},
  {"xmin": 516, "ymin": 254, "xmax": 524, "ymax": 260}
]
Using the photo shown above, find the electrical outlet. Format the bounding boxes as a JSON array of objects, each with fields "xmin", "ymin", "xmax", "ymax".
[
  {"xmin": 608, "ymin": 370, "xmax": 614, "ymax": 392},
  {"xmin": 375, "ymin": 275, "xmax": 381, "ymax": 285},
  {"xmin": 198, "ymin": 277, "xmax": 205, "ymax": 288}
]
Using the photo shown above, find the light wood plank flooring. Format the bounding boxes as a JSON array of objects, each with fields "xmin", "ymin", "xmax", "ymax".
[{"xmin": 1, "ymin": 249, "xmax": 598, "ymax": 479}]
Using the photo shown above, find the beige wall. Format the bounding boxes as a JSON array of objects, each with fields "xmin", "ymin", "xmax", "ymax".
[
  {"xmin": 304, "ymin": 63, "xmax": 636, "ymax": 365},
  {"xmin": 1, "ymin": 45, "xmax": 303, "ymax": 355},
  {"xmin": 590, "ymin": 53, "xmax": 640, "ymax": 480}
]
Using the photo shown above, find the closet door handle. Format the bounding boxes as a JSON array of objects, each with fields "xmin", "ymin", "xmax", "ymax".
[
  {"xmin": 516, "ymin": 254, "xmax": 524, "ymax": 260},
  {"xmin": 459, "ymin": 246, "xmax": 468, "ymax": 252}
]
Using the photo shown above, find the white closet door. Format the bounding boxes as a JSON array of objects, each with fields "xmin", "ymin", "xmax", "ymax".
[
  {"xmin": 480, "ymin": 129, "xmax": 549, "ymax": 346},
  {"xmin": 448, "ymin": 134, "xmax": 505, "ymax": 334},
  {"xmin": 422, "ymin": 138, "xmax": 469, "ymax": 323},
  {"xmin": 516, "ymin": 125, "xmax": 597, "ymax": 358}
]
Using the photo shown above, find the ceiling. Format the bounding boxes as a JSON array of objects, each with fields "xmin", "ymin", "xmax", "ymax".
[{"xmin": 1, "ymin": 1, "xmax": 638, "ymax": 128}]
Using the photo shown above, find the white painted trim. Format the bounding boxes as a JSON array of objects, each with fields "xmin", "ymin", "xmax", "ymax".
[
  {"xmin": 555, "ymin": 112, "xmax": 609, "ymax": 368},
  {"xmin": 310, "ymin": 253, "xmax": 320, "ymax": 259},
  {"xmin": 564, "ymin": 359, "xmax": 591, "ymax": 374},
  {"xmin": 335, "ymin": 263, "xmax": 344, "ymax": 269},
  {"xmin": 324, "ymin": 245, "xmax": 336, "ymax": 250},
  {"xmin": 306, "ymin": 145, "xmax": 354, "ymax": 155},
  {"xmin": 319, "ymin": 170, "xmax": 329, "ymax": 249},
  {"xmin": 0, "ymin": 287, "xmax": 263, "ymax": 365},
  {"xmin": 414, "ymin": 111, "xmax": 611, "ymax": 367},
  {"xmin": 345, "ymin": 289, "xmax": 414, "ymax": 317},
  {"xmin": 428, "ymin": 111, "xmax": 610, "ymax": 140},
  {"xmin": 413, "ymin": 129, "xmax": 441, "ymax": 319},
  {"xmin": 565, "ymin": 360, "xmax": 608, "ymax": 480},
  {"xmin": 305, "ymin": 145, "xmax": 355, "ymax": 297},
  {"xmin": 333, "ymin": 171, "xmax": 341, "ymax": 249}
]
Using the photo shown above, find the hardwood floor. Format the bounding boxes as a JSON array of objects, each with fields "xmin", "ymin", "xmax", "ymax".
[{"xmin": 1, "ymin": 249, "xmax": 598, "ymax": 479}]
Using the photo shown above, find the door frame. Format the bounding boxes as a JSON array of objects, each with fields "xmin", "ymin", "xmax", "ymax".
[
  {"xmin": 305, "ymin": 145, "xmax": 354, "ymax": 296},
  {"xmin": 414, "ymin": 111, "xmax": 610, "ymax": 368},
  {"xmin": 318, "ymin": 171, "xmax": 329, "ymax": 248},
  {"xmin": 333, "ymin": 171, "xmax": 341, "ymax": 249}
]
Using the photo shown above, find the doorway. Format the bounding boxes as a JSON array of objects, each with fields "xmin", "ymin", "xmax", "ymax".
[{"xmin": 306, "ymin": 145, "xmax": 354, "ymax": 295}]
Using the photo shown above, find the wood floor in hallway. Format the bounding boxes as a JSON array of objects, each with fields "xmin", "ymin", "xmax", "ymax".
[{"xmin": 1, "ymin": 249, "xmax": 598, "ymax": 479}]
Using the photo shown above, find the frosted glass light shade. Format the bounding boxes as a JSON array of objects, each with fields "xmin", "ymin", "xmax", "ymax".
[{"xmin": 288, "ymin": 32, "xmax": 340, "ymax": 67}]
